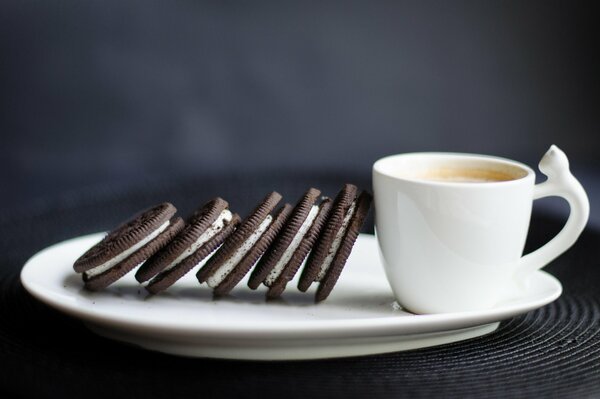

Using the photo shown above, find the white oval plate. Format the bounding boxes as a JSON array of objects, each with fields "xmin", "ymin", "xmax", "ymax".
[{"xmin": 21, "ymin": 234, "xmax": 561, "ymax": 360}]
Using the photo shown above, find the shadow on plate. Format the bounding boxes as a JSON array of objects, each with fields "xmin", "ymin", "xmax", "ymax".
[{"xmin": 63, "ymin": 273, "xmax": 398, "ymax": 312}]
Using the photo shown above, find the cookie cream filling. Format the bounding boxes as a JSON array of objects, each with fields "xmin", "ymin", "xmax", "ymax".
[
  {"xmin": 163, "ymin": 209, "xmax": 233, "ymax": 273},
  {"xmin": 207, "ymin": 215, "xmax": 273, "ymax": 288},
  {"xmin": 265, "ymin": 205, "xmax": 319, "ymax": 286},
  {"xmin": 84, "ymin": 220, "xmax": 171, "ymax": 279},
  {"xmin": 316, "ymin": 201, "xmax": 356, "ymax": 281}
]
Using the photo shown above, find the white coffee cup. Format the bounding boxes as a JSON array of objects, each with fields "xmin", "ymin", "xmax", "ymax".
[{"xmin": 372, "ymin": 145, "xmax": 589, "ymax": 314}]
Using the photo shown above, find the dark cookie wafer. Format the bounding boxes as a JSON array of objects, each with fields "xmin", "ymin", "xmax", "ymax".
[
  {"xmin": 299, "ymin": 184, "xmax": 358, "ymax": 292},
  {"xmin": 138, "ymin": 198, "xmax": 240, "ymax": 294},
  {"xmin": 267, "ymin": 198, "xmax": 332, "ymax": 299},
  {"xmin": 74, "ymin": 202, "xmax": 177, "ymax": 273},
  {"xmin": 83, "ymin": 217, "xmax": 184, "ymax": 291},
  {"xmin": 248, "ymin": 188, "xmax": 321, "ymax": 289},
  {"xmin": 136, "ymin": 198, "xmax": 230, "ymax": 283},
  {"xmin": 146, "ymin": 214, "xmax": 241, "ymax": 294},
  {"xmin": 315, "ymin": 191, "xmax": 372, "ymax": 302},
  {"xmin": 197, "ymin": 192, "xmax": 282, "ymax": 284},
  {"xmin": 212, "ymin": 204, "xmax": 292, "ymax": 296}
]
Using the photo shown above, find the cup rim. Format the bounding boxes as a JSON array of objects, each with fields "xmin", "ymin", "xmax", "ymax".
[{"xmin": 373, "ymin": 152, "xmax": 535, "ymax": 187}]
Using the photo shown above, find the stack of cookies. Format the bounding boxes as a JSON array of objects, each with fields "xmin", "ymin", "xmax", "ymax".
[{"xmin": 73, "ymin": 184, "xmax": 371, "ymax": 301}]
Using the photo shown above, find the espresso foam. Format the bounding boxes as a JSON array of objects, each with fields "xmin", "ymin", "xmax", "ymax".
[
  {"xmin": 414, "ymin": 168, "xmax": 517, "ymax": 183},
  {"xmin": 417, "ymin": 168, "xmax": 517, "ymax": 183}
]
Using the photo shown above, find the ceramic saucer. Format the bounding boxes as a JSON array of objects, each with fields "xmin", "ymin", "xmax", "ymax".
[{"xmin": 21, "ymin": 234, "xmax": 561, "ymax": 360}]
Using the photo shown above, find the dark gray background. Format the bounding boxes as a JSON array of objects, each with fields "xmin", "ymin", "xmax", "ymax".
[
  {"xmin": 1, "ymin": 0, "xmax": 598, "ymax": 220},
  {"xmin": 1, "ymin": 4, "xmax": 600, "ymax": 398}
]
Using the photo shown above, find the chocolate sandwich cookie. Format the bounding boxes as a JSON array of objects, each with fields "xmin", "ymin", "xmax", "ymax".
[
  {"xmin": 248, "ymin": 188, "xmax": 332, "ymax": 299},
  {"xmin": 196, "ymin": 192, "xmax": 291, "ymax": 295},
  {"xmin": 137, "ymin": 198, "xmax": 241, "ymax": 294},
  {"xmin": 73, "ymin": 202, "xmax": 184, "ymax": 291},
  {"xmin": 299, "ymin": 187, "xmax": 372, "ymax": 301}
]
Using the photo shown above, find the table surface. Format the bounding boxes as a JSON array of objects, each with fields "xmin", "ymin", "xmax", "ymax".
[{"xmin": 1, "ymin": 173, "xmax": 599, "ymax": 399}]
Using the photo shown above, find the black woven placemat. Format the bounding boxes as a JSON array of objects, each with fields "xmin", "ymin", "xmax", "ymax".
[{"xmin": 1, "ymin": 172, "xmax": 599, "ymax": 398}]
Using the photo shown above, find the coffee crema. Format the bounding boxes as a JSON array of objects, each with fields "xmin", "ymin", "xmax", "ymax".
[{"xmin": 402, "ymin": 168, "xmax": 518, "ymax": 183}]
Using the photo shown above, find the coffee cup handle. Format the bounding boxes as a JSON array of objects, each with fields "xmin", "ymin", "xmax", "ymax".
[{"xmin": 515, "ymin": 145, "xmax": 589, "ymax": 278}]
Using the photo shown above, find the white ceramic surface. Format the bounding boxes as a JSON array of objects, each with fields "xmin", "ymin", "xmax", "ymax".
[
  {"xmin": 373, "ymin": 145, "xmax": 588, "ymax": 314},
  {"xmin": 21, "ymin": 234, "xmax": 561, "ymax": 360}
]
